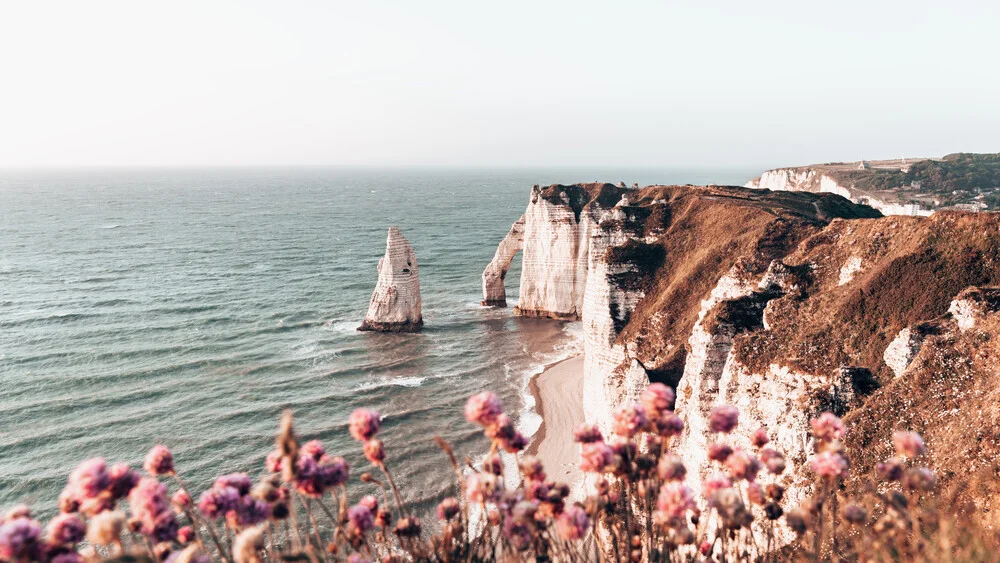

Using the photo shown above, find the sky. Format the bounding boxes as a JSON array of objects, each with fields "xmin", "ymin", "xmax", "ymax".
[{"xmin": 0, "ymin": 0, "xmax": 997, "ymax": 168}]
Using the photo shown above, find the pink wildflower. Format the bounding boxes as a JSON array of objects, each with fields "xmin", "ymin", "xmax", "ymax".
[
  {"xmin": 348, "ymin": 409, "xmax": 382, "ymax": 441},
  {"xmin": 68, "ymin": 458, "xmax": 111, "ymax": 499},
  {"xmin": 709, "ymin": 405, "xmax": 739, "ymax": 433},
  {"xmin": 363, "ymin": 439, "xmax": 385, "ymax": 464},
  {"xmin": 572, "ymin": 423, "xmax": 604, "ymax": 444},
  {"xmin": 653, "ymin": 412, "xmax": 684, "ymax": 437},
  {"xmin": 359, "ymin": 495, "xmax": 378, "ymax": 511},
  {"xmin": 214, "ymin": 474, "xmax": 252, "ymax": 496},
  {"xmin": 519, "ymin": 456, "xmax": 546, "ymax": 482},
  {"xmin": 500, "ymin": 432, "xmax": 528, "ymax": 453},
  {"xmin": 555, "ymin": 504, "xmax": 591, "ymax": 540},
  {"xmin": 811, "ymin": 451, "xmax": 849, "ymax": 480},
  {"xmin": 3, "ymin": 505, "xmax": 31, "ymax": 522},
  {"xmin": 197, "ymin": 487, "xmax": 240, "ymax": 520},
  {"xmin": 747, "ymin": 482, "xmax": 766, "ymax": 505},
  {"xmin": 612, "ymin": 403, "xmax": 648, "ymax": 437},
  {"xmin": 177, "ymin": 526, "xmax": 195, "ymax": 544},
  {"xmin": 464, "ymin": 392, "xmax": 503, "ymax": 426},
  {"xmin": 761, "ymin": 448, "xmax": 786, "ymax": 474},
  {"xmin": 578, "ymin": 443, "xmax": 613, "ymax": 474},
  {"xmin": 701, "ymin": 474, "xmax": 733, "ymax": 501},
  {"xmin": 143, "ymin": 445, "xmax": 174, "ymax": 476},
  {"xmin": 657, "ymin": 482, "xmax": 695, "ymax": 519},
  {"xmin": 317, "ymin": 456, "xmax": 349, "ymax": 488},
  {"xmin": 484, "ymin": 414, "xmax": 515, "ymax": 441},
  {"xmin": 725, "ymin": 449, "xmax": 762, "ymax": 481},
  {"xmin": 483, "ymin": 454, "xmax": 503, "ymax": 476},
  {"xmin": 300, "ymin": 440, "xmax": 326, "ymax": 461},
  {"xmin": 171, "ymin": 489, "xmax": 192, "ymax": 510},
  {"xmin": 707, "ymin": 442, "xmax": 733, "ymax": 462},
  {"xmin": 641, "ymin": 383, "xmax": 675, "ymax": 417},
  {"xmin": 810, "ymin": 412, "xmax": 845, "ymax": 443},
  {"xmin": 751, "ymin": 427, "xmax": 770, "ymax": 448},
  {"xmin": 657, "ymin": 453, "xmax": 687, "ymax": 481},
  {"xmin": 436, "ymin": 497, "xmax": 460, "ymax": 520},
  {"xmin": 893, "ymin": 431, "xmax": 926, "ymax": 458},
  {"xmin": 128, "ymin": 478, "xmax": 177, "ymax": 542},
  {"xmin": 265, "ymin": 450, "xmax": 283, "ymax": 473},
  {"xmin": 46, "ymin": 514, "xmax": 85, "ymax": 545}
]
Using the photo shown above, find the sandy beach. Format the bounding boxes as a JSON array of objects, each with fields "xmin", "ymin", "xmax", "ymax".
[{"xmin": 528, "ymin": 355, "xmax": 585, "ymax": 487}]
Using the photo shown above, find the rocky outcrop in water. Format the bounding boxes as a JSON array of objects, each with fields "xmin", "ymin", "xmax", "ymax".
[
  {"xmin": 358, "ymin": 227, "xmax": 423, "ymax": 333},
  {"xmin": 481, "ymin": 215, "xmax": 525, "ymax": 307}
]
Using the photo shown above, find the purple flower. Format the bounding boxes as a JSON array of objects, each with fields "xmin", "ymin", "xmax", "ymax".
[
  {"xmin": 572, "ymin": 423, "xmax": 604, "ymax": 444},
  {"xmin": 556, "ymin": 504, "xmax": 591, "ymax": 541},
  {"xmin": 641, "ymin": 383, "xmax": 675, "ymax": 417},
  {"xmin": 128, "ymin": 477, "xmax": 176, "ymax": 541},
  {"xmin": 436, "ymin": 497, "xmax": 460, "ymax": 520},
  {"xmin": 265, "ymin": 450, "xmax": 284, "ymax": 473},
  {"xmin": 197, "ymin": 487, "xmax": 240, "ymax": 520},
  {"xmin": 143, "ymin": 445, "xmax": 175, "ymax": 476},
  {"xmin": 317, "ymin": 456, "xmax": 349, "ymax": 488},
  {"xmin": 709, "ymin": 405, "xmax": 739, "ymax": 433},
  {"xmin": 525, "ymin": 481, "xmax": 550, "ymax": 502},
  {"xmin": 171, "ymin": 489, "xmax": 192, "ymax": 510},
  {"xmin": 0, "ymin": 518, "xmax": 42, "ymax": 562},
  {"xmin": 349, "ymin": 409, "xmax": 382, "ymax": 442},
  {"xmin": 579, "ymin": 442, "xmax": 615, "ymax": 473},
  {"xmin": 230, "ymin": 496, "xmax": 270, "ymax": 528},
  {"xmin": 811, "ymin": 451, "xmax": 849, "ymax": 480},
  {"xmin": 701, "ymin": 474, "xmax": 732, "ymax": 502},
  {"xmin": 300, "ymin": 440, "xmax": 325, "ymax": 461},
  {"xmin": 657, "ymin": 482, "xmax": 695, "ymax": 519},
  {"xmin": 484, "ymin": 414, "xmax": 515, "ymax": 441},
  {"xmin": 893, "ymin": 431, "xmax": 926, "ymax": 458},
  {"xmin": 500, "ymin": 431, "xmax": 528, "ymax": 453},
  {"xmin": 213, "ymin": 474, "xmax": 252, "ymax": 496},
  {"xmin": 903, "ymin": 467, "xmax": 936, "ymax": 492},
  {"xmin": 68, "ymin": 458, "xmax": 111, "ymax": 499},
  {"xmin": 46, "ymin": 514, "xmax": 85, "ymax": 545},
  {"xmin": 108, "ymin": 463, "xmax": 141, "ymax": 500},
  {"xmin": 347, "ymin": 505, "xmax": 374, "ymax": 534},
  {"xmin": 612, "ymin": 403, "xmax": 648, "ymax": 438},
  {"xmin": 810, "ymin": 412, "xmax": 845, "ymax": 443},
  {"xmin": 876, "ymin": 457, "xmax": 905, "ymax": 481},
  {"xmin": 50, "ymin": 552, "xmax": 83, "ymax": 563},
  {"xmin": 653, "ymin": 412, "xmax": 684, "ymax": 438},
  {"xmin": 464, "ymin": 392, "xmax": 503, "ymax": 426}
]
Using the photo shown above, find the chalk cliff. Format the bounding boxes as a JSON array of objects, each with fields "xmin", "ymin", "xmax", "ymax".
[
  {"xmin": 487, "ymin": 181, "xmax": 1000, "ymax": 542},
  {"xmin": 481, "ymin": 215, "xmax": 525, "ymax": 307},
  {"xmin": 358, "ymin": 227, "xmax": 423, "ymax": 333}
]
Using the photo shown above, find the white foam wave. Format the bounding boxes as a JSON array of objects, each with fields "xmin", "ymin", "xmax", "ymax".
[
  {"xmin": 353, "ymin": 376, "xmax": 427, "ymax": 392},
  {"xmin": 322, "ymin": 320, "xmax": 360, "ymax": 334}
]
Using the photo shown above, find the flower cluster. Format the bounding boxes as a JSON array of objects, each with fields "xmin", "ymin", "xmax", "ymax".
[{"xmin": 463, "ymin": 392, "xmax": 528, "ymax": 454}]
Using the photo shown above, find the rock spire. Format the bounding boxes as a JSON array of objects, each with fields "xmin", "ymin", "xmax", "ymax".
[{"xmin": 358, "ymin": 227, "xmax": 423, "ymax": 333}]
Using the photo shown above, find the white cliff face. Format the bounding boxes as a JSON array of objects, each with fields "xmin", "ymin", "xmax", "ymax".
[
  {"xmin": 481, "ymin": 215, "xmax": 525, "ymax": 307},
  {"xmin": 580, "ymin": 203, "xmax": 649, "ymax": 435},
  {"xmin": 358, "ymin": 227, "xmax": 423, "ymax": 332},
  {"xmin": 747, "ymin": 169, "xmax": 934, "ymax": 217},
  {"xmin": 514, "ymin": 187, "xmax": 598, "ymax": 319},
  {"xmin": 883, "ymin": 328, "xmax": 925, "ymax": 377},
  {"xmin": 838, "ymin": 256, "xmax": 864, "ymax": 285}
]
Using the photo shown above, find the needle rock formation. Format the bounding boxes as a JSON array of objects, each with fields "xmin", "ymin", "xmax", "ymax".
[{"xmin": 359, "ymin": 227, "xmax": 423, "ymax": 333}]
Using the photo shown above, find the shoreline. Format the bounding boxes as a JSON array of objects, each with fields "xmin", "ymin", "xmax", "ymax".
[{"xmin": 527, "ymin": 354, "xmax": 585, "ymax": 489}]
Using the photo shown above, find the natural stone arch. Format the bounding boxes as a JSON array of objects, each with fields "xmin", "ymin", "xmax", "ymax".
[{"xmin": 481, "ymin": 215, "xmax": 525, "ymax": 307}]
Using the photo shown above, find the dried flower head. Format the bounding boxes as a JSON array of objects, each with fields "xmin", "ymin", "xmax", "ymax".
[
  {"xmin": 707, "ymin": 442, "xmax": 733, "ymax": 462},
  {"xmin": 436, "ymin": 497, "xmax": 460, "ymax": 520},
  {"xmin": 363, "ymin": 439, "xmax": 386, "ymax": 464},
  {"xmin": 85, "ymin": 511, "xmax": 125, "ymax": 545},
  {"xmin": 232, "ymin": 526, "xmax": 263, "ymax": 563},
  {"xmin": 46, "ymin": 514, "xmax": 85, "ymax": 545},
  {"xmin": 519, "ymin": 456, "xmax": 546, "ymax": 482},
  {"xmin": 465, "ymin": 472, "xmax": 499, "ymax": 504},
  {"xmin": 751, "ymin": 427, "xmax": 770, "ymax": 448},
  {"xmin": 876, "ymin": 457, "xmax": 905, "ymax": 481},
  {"xmin": 347, "ymin": 505, "xmax": 374, "ymax": 535},
  {"xmin": 709, "ymin": 405, "xmax": 739, "ymax": 434},
  {"xmin": 653, "ymin": 412, "xmax": 684, "ymax": 438},
  {"xmin": 761, "ymin": 448, "xmax": 786, "ymax": 475},
  {"xmin": 726, "ymin": 449, "xmax": 761, "ymax": 481},
  {"xmin": 701, "ymin": 474, "xmax": 733, "ymax": 502},
  {"xmin": 657, "ymin": 482, "xmax": 695, "ymax": 519},
  {"xmin": 903, "ymin": 467, "xmax": 936, "ymax": 492}
]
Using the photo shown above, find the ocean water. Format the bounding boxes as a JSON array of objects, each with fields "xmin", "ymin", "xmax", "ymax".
[{"xmin": 0, "ymin": 166, "xmax": 757, "ymax": 515}]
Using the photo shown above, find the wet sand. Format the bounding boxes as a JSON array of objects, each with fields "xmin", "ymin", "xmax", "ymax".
[{"xmin": 528, "ymin": 355, "xmax": 584, "ymax": 489}]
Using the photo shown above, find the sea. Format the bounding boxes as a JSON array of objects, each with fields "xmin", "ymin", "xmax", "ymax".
[{"xmin": 0, "ymin": 167, "xmax": 758, "ymax": 516}]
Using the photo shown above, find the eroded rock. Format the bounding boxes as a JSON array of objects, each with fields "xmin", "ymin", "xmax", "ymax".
[{"xmin": 359, "ymin": 227, "xmax": 423, "ymax": 333}]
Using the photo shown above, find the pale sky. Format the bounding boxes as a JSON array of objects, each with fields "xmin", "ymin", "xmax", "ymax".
[{"xmin": 0, "ymin": 0, "xmax": 997, "ymax": 167}]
